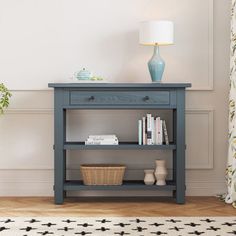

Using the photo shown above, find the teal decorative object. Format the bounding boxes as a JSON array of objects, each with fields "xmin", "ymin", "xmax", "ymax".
[
  {"xmin": 148, "ymin": 45, "xmax": 165, "ymax": 82},
  {"xmin": 75, "ymin": 68, "xmax": 93, "ymax": 80},
  {"xmin": 139, "ymin": 20, "xmax": 174, "ymax": 83}
]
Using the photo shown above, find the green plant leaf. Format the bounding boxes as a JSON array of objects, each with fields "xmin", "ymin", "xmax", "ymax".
[{"xmin": 0, "ymin": 83, "xmax": 12, "ymax": 114}]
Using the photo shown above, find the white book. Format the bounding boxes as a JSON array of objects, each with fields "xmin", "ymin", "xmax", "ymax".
[
  {"xmin": 88, "ymin": 135, "xmax": 117, "ymax": 139},
  {"xmin": 86, "ymin": 139, "xmax": 118, "ymax": 143},
  {"xmin": 85, "ymin": 140, "xmax": 119, "ymax": 145},
  {"xmin": 163, "ymin": 120, "xmax": 169, "ymax": 145},
  {"xmin": 155, "ymin": 118, "xmax": 158, "ymax": 145},
  {"xmin": 142, "ymin": 117, "xmax": 146, "ymax": 145},
  {"xmin": 159, "ymin": 120, "xmax": 163, "ymax": 144},
  {"xmin": 87, "ymin": 137, "xmax": 118, "ymax": 141},
  {"xmin": 151, "ymin": 116, "xmax": 155, "ymax": 145},
  {"xmin": 146, "ymin": 114, "xmax": 152, "ymax": 145},
  {"xmin": 138, "ymin": 120, "xmax": 142, "ymax": 145},
  {"xmin": 156, "ymin": 117, "xmax": 163, "ymax": 145}
]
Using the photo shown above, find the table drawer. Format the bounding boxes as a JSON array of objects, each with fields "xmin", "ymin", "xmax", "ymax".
[{"xmin": 70, "ymin": 91, "xmax": 170, "ymax": 106}]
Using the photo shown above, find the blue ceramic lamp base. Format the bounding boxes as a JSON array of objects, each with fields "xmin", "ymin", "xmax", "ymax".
[{"xmin": 148, "ymin": 44, "xmax": 165, "ymax": 82}]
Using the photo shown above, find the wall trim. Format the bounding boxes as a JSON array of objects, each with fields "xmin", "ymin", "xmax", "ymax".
[
  {"xmin": 208, "ymin": 0, "xmax": 214, "ymax": 91},
  {"xmin": 5, "ymin": 108, "xmax": 53, "ymax": 114},
  {"xmin": 3, "ymin": 108, "xmax": 214, "ymax": 170},
  {"xmin": 185, "ymin": 109, "xmax": 214, "ymax": 169}
]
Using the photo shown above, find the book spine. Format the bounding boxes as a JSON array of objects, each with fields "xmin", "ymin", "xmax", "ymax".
[
  {"xmin": 145, "ymin": 117, "xmax": 148, "ymax": 144},
  {"xmin": 155, "ymin": 118, "xmax": 158, "ymax": 145},
  {"xmin": 159, "ymin": 120, "xmax": 163, "ymax": 144},
  {"xmin": 151, "ymin": 116, "xmax": 155, "ymax": 145},
  {"xmin": 138, "ymin": 120, "xmax": 142, "ymax": 145},
  {"xmin": 156, "ymin": 117, "xmax": 161, "ymax": 145},
  {"xmin": 163, "ymin": 120, "xmax": 169, "ymax": 145},
  {"xmin": 142, "ymin": 117, "xmax": 146, "ymax": 145},
  {"xmin": 146, "ymin": 114, "xmax": 152, "ymax": 145},
  {"xmin": 88, "ymin": 135, "xmax": 117, "ymax": 139},
  {"xmin": 85, "ymin": 140, "xmax": 119, "ymax": 145},
  {"xmin": 86, "ymin": 139, "xmax": 118, "ymax": 143}
]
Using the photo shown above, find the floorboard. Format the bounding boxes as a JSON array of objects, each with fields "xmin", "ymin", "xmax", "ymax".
[{"xmin": 0, "ymin": 197, "xmax": 235, "ymax": 216}]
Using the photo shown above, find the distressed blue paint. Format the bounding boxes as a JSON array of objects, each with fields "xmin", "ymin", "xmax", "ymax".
[
  {"xmin": 49, "ymin": 82, "xmax": 191, "ymax": 204},
  {"xmin": 64, "ymin": 141, "xmax": 176, "ymax": 150},
  {"xmin": 64, "ymin": 180, "xmax": 176, "ymax": 191},
  {"xmin": 48, "ymin": 83, "xmax": 191, "ymax": 88}
]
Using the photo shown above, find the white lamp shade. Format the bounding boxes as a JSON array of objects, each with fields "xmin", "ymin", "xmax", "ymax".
[{"xmin": 139, "ymin": 20, "xmax": 174, "ymax": 46}]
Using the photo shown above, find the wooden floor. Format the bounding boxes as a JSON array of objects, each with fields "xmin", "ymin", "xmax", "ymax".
[{"xmin": 0, "ymin": 197, "xmax": 235, "ymax": 217}]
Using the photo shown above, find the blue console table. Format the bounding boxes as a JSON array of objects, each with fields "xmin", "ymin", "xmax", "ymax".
[{"xmin": 48, "ymin": 83, "xmax": 191, "ymax": 204}]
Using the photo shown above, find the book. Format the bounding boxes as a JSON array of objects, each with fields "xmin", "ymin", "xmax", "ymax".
[
  {"xmin": 86, "ymin": 139, "xmax": 118, "ymax": 143},
  {"xmin": 85, "ymin": 140, "xmax": 119, "ymax": 145},
  {"xmin": 151, "ymin": 116, "xmax": 155, "ymax": 145},
  {"xmin": 138, "ymin": 120, "xmax": 142, "ymax": 145},
  {"xmin": 146, "ymin": 114, "xmax": 152, "ymax": 145},
  {"xmin": 142, "ymin": 117, "xmax": 146, "ymax": 145},
  {"xmin": 156, "ymin": 117, "xmax": 163, "ymax": 145},
  {"xmin": 87, "ymin": 137, "xmax": 118, "ymax": 141},
  {"xmin": 155, "ymin": 118, "xmax": 158, "ymax": 145},
  {"xmin": 159, "ymin": 120, "xmax": 163, "ymax": 144},
  {"xmin": 85, "ymin": 134, "xmax": 119, "ymax": 145},
  {"xmin": 163, "ymin": 120, "xmax": 169, "ymax": 145},
  {"xmin": 88, "ymin": 135, "xmax": 117, "ymax": 140}
]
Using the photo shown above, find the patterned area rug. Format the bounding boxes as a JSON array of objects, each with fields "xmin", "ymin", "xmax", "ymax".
[{"xmin": 0, "ymin": 217, "xmax": 235, "ymax": 235}]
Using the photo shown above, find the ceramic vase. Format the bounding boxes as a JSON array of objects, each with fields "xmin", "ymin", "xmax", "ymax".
[
  {"xmin": 144, "ymin": 169, "xmax": 155, "ymax": 185},
  {"xmin": 148, "ymin": 44, "xmax": 165, "ymax": 82},
  {"xmin": 154, "ymin": 160, "xmax": 167, "ymax": 185}
]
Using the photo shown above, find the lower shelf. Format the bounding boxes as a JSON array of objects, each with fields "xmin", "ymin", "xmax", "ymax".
[{"xmin": 64, "ymin": 180, "xmax": 176, "ymax": 191}]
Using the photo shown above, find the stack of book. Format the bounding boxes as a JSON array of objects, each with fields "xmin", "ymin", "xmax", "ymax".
[
  {"xmin": 138, "ymin": 114, "xmax": 169, "ymax": 145},
  {"xmin": 85, "ymin": 135, "xmax": 119, "ymax": 145}
]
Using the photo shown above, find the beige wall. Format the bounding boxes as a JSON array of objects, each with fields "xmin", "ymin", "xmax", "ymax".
[{"xmin": 0, "ymin": 0, "xmax": 231, "ymax": 196}]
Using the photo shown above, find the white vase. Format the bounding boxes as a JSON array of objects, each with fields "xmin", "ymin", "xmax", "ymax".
[
  {"xmin": 144, "ymin": 169, "xmax": 155, "ymax": 185},
  {"xmin": 154, "ymin": 160, "xmax": 167, "ymax": 186}
]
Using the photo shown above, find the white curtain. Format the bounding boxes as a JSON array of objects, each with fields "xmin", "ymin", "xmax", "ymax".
[{"xmin": 226, "ymin": 0, "xmax": 236, "ymax": 208}]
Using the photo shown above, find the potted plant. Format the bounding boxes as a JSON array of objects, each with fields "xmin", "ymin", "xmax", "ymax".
[{"xmin": 0, "ymin": 83, "xmax": 11, "ymax": 114}]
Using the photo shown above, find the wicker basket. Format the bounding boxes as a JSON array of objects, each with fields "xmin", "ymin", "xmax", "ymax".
[{"xmin": 80, "ymin": 164, "xmax": 126, "ymax": 185}]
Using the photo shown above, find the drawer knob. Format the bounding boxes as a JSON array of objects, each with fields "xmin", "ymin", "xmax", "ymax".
[
  {"xmin": 143, "ymin": 96, "xmax": 150, "ymax": 101},
  {"xmin": 88, "ymin": 96, "xmax": 95, "ymax": 101}
]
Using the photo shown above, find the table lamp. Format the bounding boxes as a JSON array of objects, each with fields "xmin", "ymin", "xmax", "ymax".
[{"xmin": 139, "ymin": 20, "xmax": 174, "ymax": 82}]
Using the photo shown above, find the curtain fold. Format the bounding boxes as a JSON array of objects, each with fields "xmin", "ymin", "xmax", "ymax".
[{"xmin": 226, "ymin": 0, "xmax": 236, "ymax": 208}]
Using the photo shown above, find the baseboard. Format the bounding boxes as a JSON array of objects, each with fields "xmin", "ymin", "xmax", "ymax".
[{"xmin": 0, "ymin": 181, "xmax": 226, "ymax": 197}]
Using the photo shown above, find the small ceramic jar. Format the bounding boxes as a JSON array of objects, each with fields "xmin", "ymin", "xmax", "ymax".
[
  {"xmin": 154, "ymin": 159, "xmax": 167, "ymax": 186},
  {"xmin": 144, "ymin": 169, "xmax": 155, "ymax": 185},
  {"xmin": 75, "ymin": 68, "xmax": 93, "ymax": 80}
]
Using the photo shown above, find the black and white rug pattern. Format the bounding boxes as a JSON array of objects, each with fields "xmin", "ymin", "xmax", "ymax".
[{"xmin": 0, "ymin": 217, "xmax": 235, "ymax": 235}]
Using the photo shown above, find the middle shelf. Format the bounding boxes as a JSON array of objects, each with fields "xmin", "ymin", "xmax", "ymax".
[{"xmin": 64, "ymin": 141, "xmax": 176, "ymax": 150}]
